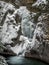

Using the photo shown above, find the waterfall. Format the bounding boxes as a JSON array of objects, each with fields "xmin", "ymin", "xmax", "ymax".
[
  {"xmin": 1, "ymin": 5, "xmax": 44, "ymax": 56},
  {"xmin": 10, "ymin": 22, "xmax": 44, "ymax": 56}
]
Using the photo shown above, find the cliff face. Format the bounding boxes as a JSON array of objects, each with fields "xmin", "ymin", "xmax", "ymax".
[{"xmin": 0, "ymin": 0, "xmax": 49, "ymax": 63}]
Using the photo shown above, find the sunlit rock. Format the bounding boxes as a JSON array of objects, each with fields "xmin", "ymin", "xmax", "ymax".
[
  {"xmin": 0, "ymin": 1, "xmax": 15, "ymax": 24},
  {"xmin": 32, "ymin": 0, "xmax": 47, "ymax": 10},
  {"xmin": 32, "ymin": 0, "xmax": 47, "ymax": 6},
  {"xmin": 1, "ymin": 10, "xmax": 20, "ymax": 44}
]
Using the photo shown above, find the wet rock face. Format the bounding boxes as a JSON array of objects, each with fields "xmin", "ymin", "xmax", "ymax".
[
  {"xmin": 0, "ymin": 1, "xmax": 15, "ymax": 23},
  {"xmin": 0, "ymin": 0, "xmax": 49, "ymax": 62},
  {"xmin": 0, "ymin": 1, "xmax": 17, "ymax": 55}
]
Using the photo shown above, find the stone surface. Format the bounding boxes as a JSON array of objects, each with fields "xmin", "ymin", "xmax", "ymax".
[
  {"xmin": 0, "ymin": 56, "xmax": 8, "ymax": 65},
  {"xmin": 0, "ymin": 0, "xmax": 49, "ymax": 64}
]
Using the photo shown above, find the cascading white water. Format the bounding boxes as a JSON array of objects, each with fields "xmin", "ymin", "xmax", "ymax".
[
  {"xmin": 1, "ymin": 5, "xmax": 44, "ymax": 56},
  {"xmin": 9, "ymin": 6, "xmax": 36, "ymax": 56},
  {"xmin": 10, "ymin": 21, "xmax": 44, "ymax": 56}
]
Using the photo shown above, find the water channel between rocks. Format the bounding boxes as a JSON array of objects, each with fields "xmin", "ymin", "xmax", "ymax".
[{"xmin": 0, "ymin": 0, "xmax": 49, "ymax": 65}]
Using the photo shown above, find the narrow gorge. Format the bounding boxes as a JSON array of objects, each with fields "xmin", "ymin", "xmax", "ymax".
[{"xmin": 0, "ymin": 0, "xmax": 49, "ymax": 65}]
